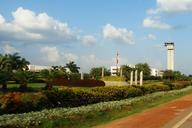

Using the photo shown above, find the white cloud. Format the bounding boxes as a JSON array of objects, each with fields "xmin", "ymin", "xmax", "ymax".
[
  {"xmin": 64, "ymin": 53, "xmax": 78, "ymax": 62},
  {"xmin": 143, "ymin": 17, "xmax": 172, "ymax": 29},
  {"xmin": 0, "ymin": 15, "xmax": 5, "ymax": 24},
  {"xmin": 81, "ymin": 35, "xmax": 96, "ymax": 46},
  {"xmin": 0, "ymin": 7, "xmax": 75, "ymax": 43},
  {"xmin": 148, "ymin": 0, "xmax": 192, "ymax": 14},
  {"xmin": 40, "ymin": 46, "xmax": 60, "ymax": 63},
  {"xmin": 145, "ymin": 34, "xmax": 157, "ymax": 40},
  {"xmin": 3, "ymin": 43, "xmax": 19, "ymax": 54},
  {"xmin": 80, "ymin": 54, "xmax": 112, "ymax": 70},
  {"xmin": 103, "ymin": 24, "xmax": 135, "ymax": 44}
]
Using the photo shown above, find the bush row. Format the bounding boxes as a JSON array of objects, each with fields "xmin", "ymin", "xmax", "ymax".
[
  {"xmin": 0, "ymin": 81, "xmax": 191, "ymax": 114},
  {"xmin": 51, "ymin": 79, "xmax": 105, "ymax": 87},
  {"xmin": 1, "ymin": 86, "xmax": 192, "ymax": 128}
]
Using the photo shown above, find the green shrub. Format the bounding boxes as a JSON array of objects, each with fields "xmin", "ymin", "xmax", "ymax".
[
  {"xmin": 0, "ymin": 92, "xmax": 49, "ymax": 114},
  {"xmin": 163, "ymin": 80, "xmax": 191, "ymax": 90},
  {"xmin": 141, "ymin": 84, "xmax": 170, "ymax": 94},
  {"xmin": 163, "ymin": 80, "xmax": 174, "ymax": 90},
  {"xmin": 0, "ymin": 81, "xmax": 191, "ymax": 115},
  {"xmin": 1, "ymin": 86, "xmax": 192, "ymax": 128},
  {"xmin": 91, "ymin": 86, "xmax": 143, "ymax": 100}
]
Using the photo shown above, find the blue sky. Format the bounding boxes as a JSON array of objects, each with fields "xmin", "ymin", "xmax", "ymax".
[{"xmin": 0, "ymin": 0, "xmax": 192, "ymax": 74}]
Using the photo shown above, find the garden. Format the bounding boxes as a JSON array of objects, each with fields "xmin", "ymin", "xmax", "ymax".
[{"xmin": 0, "ymin": 53, "xmax": 192, "ymax": 127}]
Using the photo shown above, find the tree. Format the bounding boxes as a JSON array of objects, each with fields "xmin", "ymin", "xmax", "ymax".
[
  {"xmin": 90, "ymin": 67, "xmax": 110, "ymax": 79},
  {"xmin": 40, "ymin": 66, "xmax": 68, "ymax": 89},
  {"xmin": 0, "ymin": 54, "xmax": 12, "ymax": 89},
  {"xmin": 135, "ymin": 63, "xmax": 151, "ymax": 79},
  {"xmin": 121, "ymin": 65, "xmax": 133, "ymax": 81},
  {"xmin": 0, "ymin": 70, "xmax": 11, "ymax": 90},
  {"xmin": 14, "ymin": 70, "xmax": 32, "ymax": 90},
  {"xmin": 163, "ymin": 70, "xmax": 189, "ymax": 81},
  {"xmin": 65, "ymin": 61, "xmax": 80, "ymax": 73},
  {"xmin": 8, "ymin": 53, "xmax": 30, "ymax": 71},
  {"xmin": 0, "ymin": 53, "xmax": 30, "ymax": 89}
]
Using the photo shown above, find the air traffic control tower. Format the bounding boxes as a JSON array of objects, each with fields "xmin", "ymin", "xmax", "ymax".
[{"xmin": 165, "ymin": 42, "xmax": 175, "ymax": 71}]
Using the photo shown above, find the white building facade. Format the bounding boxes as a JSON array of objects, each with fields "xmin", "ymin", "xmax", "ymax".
[
  {"xmin": 28, "ymin": 65, "xmax": 51, "ymax": 72},
  {"xmin": 110, "ymin": 66, "xmax": 121, "ymax": 76},
  {"xmin": 150, "ymin": 68, "xmax": 163, "ymax": 77}
]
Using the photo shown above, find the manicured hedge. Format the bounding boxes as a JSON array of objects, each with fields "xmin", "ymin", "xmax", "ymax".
[{"xmin": 51, "ymin": 79, "xmax": 105, "ymax": 87}]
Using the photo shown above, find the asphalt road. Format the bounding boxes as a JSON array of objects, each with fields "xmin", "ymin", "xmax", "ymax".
[
  {"xmin": 179, "ymin": 114, "xmax": 192, "ymax": 128},
  {"xmin": 163, "ymin": 106, "xmax": 192, "ymax": 128}
]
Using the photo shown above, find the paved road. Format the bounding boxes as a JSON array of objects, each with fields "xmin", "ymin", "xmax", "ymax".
[
  {"xmin": 96, "ymin": 94, "xmax": 192, "ymax": 128},
  {"xmin": 164, "ymin": 107, "xmax": 192, "ymax": 128},
  {"xmin": 179, "ymin": 114, "xmax": 192, "ymax": 128}
]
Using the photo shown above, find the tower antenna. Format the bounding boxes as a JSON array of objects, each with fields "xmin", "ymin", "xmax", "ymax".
[{"xmin": 116, "ymin": 51, "xmax": 119, "ymax": 75}]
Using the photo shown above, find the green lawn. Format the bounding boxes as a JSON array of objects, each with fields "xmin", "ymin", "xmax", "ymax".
[
  {"xmin": 0, "ymin": 83, "xmax": 93, "ymax": 94},
  {"xmin": 101, "ymin": 76, "xmax": 126, "ymax": 81},
  {"xmin": 7, "ymin": 83, "xmax": 45, "ymax": 88},
  {"xmin": 0, "ymin": 83, "xmax": 46, "ymax": 94}
]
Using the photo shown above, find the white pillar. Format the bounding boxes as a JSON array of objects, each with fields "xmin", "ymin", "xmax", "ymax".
[
  {"xmin": 81, "ymin": 72, "xmax": 84, "ymax": 80},
  {"xmin": 101, "ymin": 67, "xmax": 104, "ymax": 78},
  {"xmin": 140, "ymin": 71, "xmax": 143, "ymax": 86},
  {"xmin": 120, "ymin": 68, "xmax": 123, "ymax": 77},
  {"xmin": 135, "ymin": 70, "xmax": 138, "ymax": 85},
  {"xmin": 130, "ymin": 71, "xmax": 133, "ymax": 85}
]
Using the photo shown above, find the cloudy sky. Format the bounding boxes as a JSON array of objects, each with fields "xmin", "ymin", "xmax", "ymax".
[{"xmin": 0, "ymin": 0, "xmax": 192, "ymax": 74}]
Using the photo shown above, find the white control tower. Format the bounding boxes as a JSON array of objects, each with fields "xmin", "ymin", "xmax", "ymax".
[{"xmin": 164, "ymin": 42, "xmax": 174, "ymax": 71}]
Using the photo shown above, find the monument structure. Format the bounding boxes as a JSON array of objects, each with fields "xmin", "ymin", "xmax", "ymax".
[{"xmin": 165, "ymin": 42, "xmax": 175, "ymax": 71}]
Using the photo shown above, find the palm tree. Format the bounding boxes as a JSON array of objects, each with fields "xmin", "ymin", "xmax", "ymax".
[
  {"xmin": 8, "ymin": 53, "xmax": 30, "ymax": 71},
  {"xmin": 40, "ymin": 67, "xmax": 68, "ymax": 89},
  {"xmin": 65, "ymin": 61, "xmax": 80, "ymax": 73},
  {"xmin": 0, "ymin": 54, "xmax": 12, "ymax": 89},
  {"xmin": 0, "ymin": 53, "xmax": 30, "ymax": 89},
  {"xmin": 0, "ymin": 70, "xmax": 11, "ymax": 90},
  {"xmin": 14, "ymin": 70, "xmax": 31, "ymax": 90}
]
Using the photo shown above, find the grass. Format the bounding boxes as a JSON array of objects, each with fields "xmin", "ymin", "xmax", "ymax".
[
  {"xmin": 7, "ymin": 83, "xmax": 45, "ymax": 89},
  {"xmin": 39, "ymin": 86, "xmax": 192, "ymax": 128},
  {"xmin": 101, "ymin": 76, "xmax": 126, "ymax": 81}
]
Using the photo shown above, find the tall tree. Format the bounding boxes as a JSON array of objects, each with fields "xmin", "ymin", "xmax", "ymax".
[
  {"xmin": 14, "ymin": 70, "xmax": 31, "ymax": 90},
  {"xmin": 65, "ymin": 61, "xmax": 80, "ymax": 73},
  {"xmin": 0, "ymin": 53, "xmax": 30, "ymax": 89},
  {"xmin": 163, "ymin": 70, "xmax": 188, "ymax": 80},
  {"xmin": 135, "ymin": 63, "xmax": 151, "ymax": 79},
  {"xmin": 40, "ymin": 66, "xmax": 68, "ymax": 89},
  {"xmin": 8, "ymin": 53, "xmax": 30, "ymax": 71},
  {"xmin": 121, "ymin": 65, "xmax": 133, "ymax": 81},
  {"xmin": 90, "ymin": 67, "xmax": 110, "ymax": 79},
  {"xmin": 0, "ymin": 70, "xmax": 11, "ymax": 89}
]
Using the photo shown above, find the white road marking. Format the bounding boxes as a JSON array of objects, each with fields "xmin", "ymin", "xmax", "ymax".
[{"xmin": 172, "ymin": 111, "xmax": 192, "ymax": 128}]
